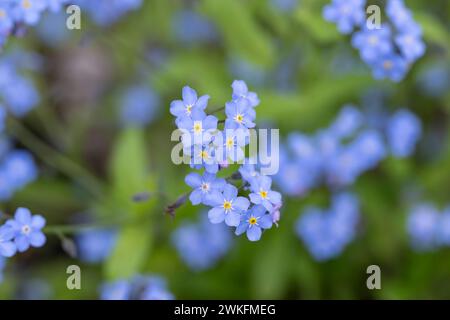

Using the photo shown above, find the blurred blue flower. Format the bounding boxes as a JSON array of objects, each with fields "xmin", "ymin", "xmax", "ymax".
[
  {"xmin": 36, "ymin": 11, "xmax": 71, "ymax": 47},
  {"xmin": 5, "ymin": 207, "xmax": 46, "ymax": 253},
  {"xmin": 172, "ymin": 10, "xmax": 218, "ymax": 45},
  {"xmin": 3, "ymin": 150, "xmax": 38, "ymax": 190},
  {"xmin": 417, "ymin": 63, "xmax": 450, "ymax": 98},
  {"xmin": 296, "ymin": 193, "xmax": 360, "ymax": 261},
  {"xmin": 11, "ymin": 0, "xmax": 47, "ymax": 26},
  {"xmin": 185, "ymin": 172, "xmax": 225, "ymax": 206},
  {"xmin": 207, "ymin": 184, "xmax": 250, "ymax": 227},
  {"xmin": 172, "ymin": 216, "xmax": 232, "ymax": 271},
  {"xmin": 0, "ymin": 3, "xmax": 14, "ymax": 34},
  {"xmin": 270, "ymin": 0, "xmax": 298, "ymax": 12},
  {"xmin": 370, "ymin": 53, "xmax": 408, "ymax": 82},
  {"xmin": 0, "ymin": 225, "xmax": 16, "ymax": 257},
  {"xmin": 74, "ymin": 0, "xmax": 142, "ymax": 26},
  {"xmin": 328, "ymin": 105, "xmax": 364, "ymax": 139},
  {"xmin": 323, "ymin": 0, "xmax": 366, "ymax": 34},
  {"xmin": 2, "ymin": 76, "xmax": 40, "ymax": 117},
  {"xmin": 120, "ymin": 85, "xmax": 160, "ymax": 128},
  {"xmin": 387, "ymin": 109, "xmax": 421, "ymax": 158},
  {"xmin": 100, "ymin": 280, "xmax": 132, "ymax": 300},
  {"xmin": 235, "ymin": 205, "xmax": 273, "ymax": 242},
  {"xmin": 100, "ymin": 275, "xmax": 174, "ymax": 300},
  {"xmin": 407, "ymin": 203, "xmax": 439, "ymax": 251},
  {"xmin": 395, "ymin": 33, "xmax": 425, "ymax": 63},
  {"xmin": 75, "ymin": 229, "xmax": 117, "ymax": 264}
]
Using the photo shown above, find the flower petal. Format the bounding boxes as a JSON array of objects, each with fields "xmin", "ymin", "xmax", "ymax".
[
  {"xmin": 235, "ymin": 222, "xmax": 249, "ymax": 236},
  {"xmin": 189, "ymin": 189, "xmax": 203, "ymax": 205},
  {"xmin": 195, "ymin": 95, "xmax": 209, "ymax": 110},
  {"xmin": 249, "ymin": 193, "xmax": 261, "ymax": 204},
  {"xmin": 15, "ymin": 235, "xmax": 30, "ymax": 252},
  {"xmin": 258, "ymin": 215, "xmax": 273, "ymax": 229},
  {"xmin": 31, "ymin": 215, "xmax": 46, "ymax": 230},
  {"xmin": 208, "ymin": 207, "xmax": 225, "ymax": 224},
  {"xmin": 225, "ymin": 211, "xmax": 241, "ymax": 227},
  {"xmin": 169, "ymin": 100, "xmax": 185, "ymax": 117},
  {"xmin": 29, "ymin": 232, "xmax": 46, "ymax": 248},
  {"xmin": 247, "ymin": 226, "xmax": 262, "ymax": 241},
  {"xmin": 0, "ymin": 241, "xmax": 16, "ymax": 257},
  {"xmin": 223, "ymin": 184, "xmax": 238, "ymax": 200},
  {"xmin": 233, "ymin": 197, "xmax": 250, "ymax": 212},
  {"xmin": 185, "ymin": 172, "xmax": 201, "ymax": 188},
  {"xmin": 15, "ymin": 207, "xmax": 32, "ymax": 224},
  {"xmin": 182, "ymin": 86, "xmax": 197, "ymax": 105}
]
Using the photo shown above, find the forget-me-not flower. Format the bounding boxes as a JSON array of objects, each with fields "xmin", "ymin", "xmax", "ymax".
[
  {"xmin": 207, "ymin": 184, "xmax": 250, "ymax": 227},
  {"xmin": 235, "ymin": 205, "xmax": 273, "ymax": 241}
]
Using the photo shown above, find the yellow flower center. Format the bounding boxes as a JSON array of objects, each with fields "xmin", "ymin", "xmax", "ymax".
[
  {"xmin": 383, "ymin": 60, "xmax": 393, "ymax": 70},
  {"xmin": 226, "ymin": 137, "xmax": 234, "ymax": 148},
  {"xmin": 186, "ymin": 104, "xmax": 192, "ymax": 114},
  {"xmin": 199, "ymin": 150, "xmax": 209, "ymax": 160},
  {"xmin": 234, "ymin": 114, "xmax": 244, "ymax": 123},
  {"xmin": 223, "ymin": 200, "xmax": 232, "ymax": 211},
  {"xmin": 249, "ymin": 217, "xmax": 258, "ymax": 225},
  {"xmin": 368, "ymin": 35, "xmax": 378, "ymax": 45},
  {"xmin": 193, "ymin": 121, "xmax": 202, "ymax": 133},
  {"xmin": 259, "ymin": 190, "xmax": 268, "ymax": 199},
  {"xmin": 22, "ymin": 0, "xmax": 32, "ymax": 9}
]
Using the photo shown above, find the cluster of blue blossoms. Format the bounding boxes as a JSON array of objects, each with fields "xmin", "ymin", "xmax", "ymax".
[
  {"xmin": 0, "ymin": 0, "xmax": 69, "ymax": 47},
  {"xmin": 172, "ymin": 215, "xmax": 232, "ymax": 271},
  {"xmin": 296, "ymin": 193, "xmax": 360, "ymax": 261},
  {"xmin": 100, "ymin": 275, "xmax": 174, "ymax": 300},
  {"xmin": 407, "ymin": 204, "xmax": 450, "ymax": 252},
  {"xmin": 73, "ymin": 0, "xmax": 142, "ymax": 26},
  {"xmin": 170, "ymin": 81, "xmax": 282, "ymax": 242},
  {"xmin": 323, "ymin": 0, "xmax": 425, "ymax": 81},
  {"xmin": 0, "ymin": 207, "xmax": 46, "ymax": 258},
  {"xmin": 119, "ymin": 84, "xmax": 161, "ymax": 128},
  {"xmin": 75, "ymin": 228, "xmax": 117, "ymax": 264},
  {"xmin": 275, "ymin": 105, "xmax": 422, "ymax": 197}
]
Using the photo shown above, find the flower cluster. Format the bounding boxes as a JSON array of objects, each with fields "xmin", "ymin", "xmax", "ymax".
[
  {"xmin": 100, "ymin": 275, "xmax": 174, "ymax": 300},
  {"xmin": 73, "ymin": 0, "xmax": 142, "ymax": 26},
  {"xmin": 172, "ymin": 215, "xmax": 232, "ymax": 271},
  {"xmin": 170, "ymin": 81, "xmax": 282, "ymax": 241},
  {"xmin": 0, "ymin": 0, "xmax": 69, "ymax": 48},
  {"xmin": 407, "ymin": 204, "xmax": 450, "ymax": 251},
  {"xmin": 295, "ymin": 193, "xmax": 360, "ymax": 261},
  {"xmin": 275, "ymin": 105, "xmax": 421, "ymax": 197},
  {"xmin": 323, "ymin": 0, "xmax": 425, "ymax": 81},
  {"xmin": 0, "ymin": 207, "xmax": 46, "ymax": 258}
]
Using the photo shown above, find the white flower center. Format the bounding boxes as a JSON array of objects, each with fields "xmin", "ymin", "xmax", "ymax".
[{"xmin": 21, "ymin": 225, "xmax": 31, "ymax": 235}]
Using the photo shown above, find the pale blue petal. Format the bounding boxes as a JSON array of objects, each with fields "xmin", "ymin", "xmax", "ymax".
[
  {"xmin": 247, "ymin": 226, "xmax": 262, "ymax": 241},
  {"xmin": 31, "ymin": 215, "xmax": 46, "ymax": 229},
  {"xmin": 249, "ymin": 193, "xmax": 261, "ymax": 204},
  {"xmin": 259, "ymin": 215, "xmax": 273, "ymax": 229},
  {"xmin": 15, "ymin": 207, "xmax": 32, "ymax": 224},
  {"xmin": 0, "ymin": 241, "xmax": 16, "ymax": 257},
  {"xmin": 29, "ymin": 232, "xmax": 46, "ymax": 247},
  {"xmin": 185, "ymin": 172, "xmax": 201, "ymax": 188},
  {"xmin": 169, "ymin": 100, "xmax": 186, "ymax": 117},
  {"xmin": 233, "ymin": 197, "xmax": 250, "ymax": 212},
  {"xmin": 15, "ymin": 235, "xmax": 30, "ymax": 252},
  {"xmin": 223, "ymin": 184, "xmax": 238, "ymax": 200},
  {"xmin": 225, "ymin": 211, "xmax": 241, "ymax": 227},
  {"xmin": 208, "ymin": 207, "xmax": 225, "ymax": 224},
  {"xmin": 189, "ymin": 189, "xmax": 203, "ymax": 205},
  {"xmin": 235, "ymin": 222, "xmax": 249, "ymax": 236},
  {"xmin": 182, "ymin": 86, "xmax": 197, "ymax": 105}
]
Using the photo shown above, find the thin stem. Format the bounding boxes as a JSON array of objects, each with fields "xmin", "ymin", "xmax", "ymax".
[{"xmin": 7, "ymin": 117, "xmax": 104, "ymax": 199}]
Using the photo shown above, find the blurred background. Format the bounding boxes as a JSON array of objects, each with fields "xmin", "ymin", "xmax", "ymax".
[{"xmin": 0, "ymin": 0, "xmax": 449, "ymax": 299}]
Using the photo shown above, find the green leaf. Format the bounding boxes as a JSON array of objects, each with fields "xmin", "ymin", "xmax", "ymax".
[
  {"xmin": 201, "ymin": 0, "xmax": 275, "ymax": 67},
  {"xmin": 105, "ymin": 222, "xmax": 152, "ymax": 280}
]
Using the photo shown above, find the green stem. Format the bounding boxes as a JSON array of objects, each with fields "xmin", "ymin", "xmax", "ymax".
[{"xmin": 7, "ymin": 117, "xmax": 104, "ymax": 199}]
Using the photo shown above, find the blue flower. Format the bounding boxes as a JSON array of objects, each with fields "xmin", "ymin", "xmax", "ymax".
[
  {"xmin": 436, "ymin": 207, "xmax": 450, "ymax": 246},
  {"xmin": 387, "ymin": 109, "xmax": 421, "ymax": 158},
  {"xmin": 120, "ymin": 85, "xmax": 160, "ymax": 128},
  {"xmin": 140, "ymin": 276, "xmax": 174, "ymax": 300},
  {"xmin": 6, "ymin": 207, "xmax": 46, "ymax": 252},
  {"xmin": 295, "ymin": 193, "xmax": 360, "ymax": 261},
  {"xmin": 239, "ymin": 163, "xmax": 260, "ymax": 185},
  {"xmin": 369, "ymin": 53, "xmax": 409, "ymax": 83},
  {"xmin": 386, "ymin": 0, "xmax": 417, "ymax": 30},
  {"xmin": 172, "ymin": 216, "xmax": 232, "ymax": 271},
  {"xmin": 45, "ymin": 0, "xmax": 68, "ymax": 13},
  {"xmin": 178, "ymin": 110, "xmax": 218, "ymax": 147},
  {"xmin": 407, "ymin": 203, "xmax": 439, "ymax": 251},
  {"xmin": 249, "ymin": 175, "xmax": 282, "ymax": 212},
  {"xmin": 100, "ymin": 280, "xmax": 132, "ymax": 300},
  {"xmin": 231, "ymin": 80, "xmax": 259, "ymax": 108},
  {"xmin": 0, "ymin": 3, "xmax": 14, "ymax": 34},
  {"xmin": 3, "ymin": 150, "xmax": 38, "ymax": 190},
  {"xmin": 395, "ymin": 33, "xmax": 425, "ymax": 63},
  {"xmin": 170, "ymin": 86, "xmax": 209, "ymax": 121},
  {"xmin": 207, "ymin": 184, "xmax": 250, "ymax": 227},
  {"xmin": 11, "ymin": 0, "xmax": 47, "ymax": 25},
  {"xmin": 185, "ymin": 172, "xmax": 225, "ymax": 205},
  {"xmin": 323, "ymin": 0, "xmax": 366, "ymax": 34},
  {"xmin": 75, "ymin": 229, "xmax": 117, "ymax": 264},
  {"xmin": 351, "ymin": 25, "xmax": 393, "ymax": 63},
  {"xmin": 225, "ymin": 98, "xmax": 255, "ymax": 130},
  {"xmin": 351, "ymin": 130, "xmax": 386, "ymax": 169},
  {"xmin": 185, "ymin": 144, "xmax": 219, "ymax": 174},
  {"xmin": 73, "ymin": 0, "xmax": 142, "ymax": 26},
  {"xmin": 235, "ymin": 205, "xmax": 273, "ymax": 241},
  {"xmin": 2, "ymin": 76, "xmax": 40, "ymax": 117},
  {"xmin": 0, "ymin": 225, "xmax": 16, "ymax": 257},
  {"xmin": 328, "ymin": 105, "xmax": 364, "ymax": 139},
  {"xmin": 172, "ymin": 10, "xmax": 218, "ymax": 46},
  {"xmin": 213, "ymin": 129, "xmax": 248, "ymax": 163}
]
